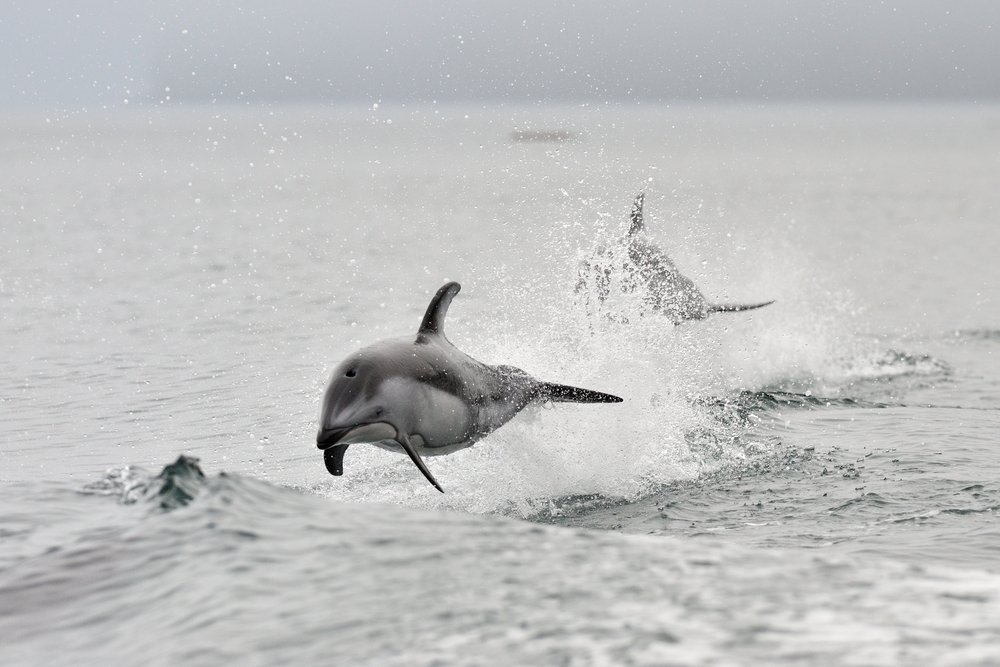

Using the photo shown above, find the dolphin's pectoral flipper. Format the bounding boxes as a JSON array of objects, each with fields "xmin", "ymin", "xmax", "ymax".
[
  {"xmin": 708, "ymin": 300, "xmax": 775, "ymax": 313},
  {"xmin": 538, "ymin": 382, "xmax": 623, "ymax": 404},
  {"xmin": 396, "ymin": 430, "xmax": 445, "ymax": 493},
  {"xmin": 627, "ymin": 192, "xmax": 645, "ymax": 236},
  {"xmin": 418, "ymin": 281, "xmax": 461, "ymax": 339},
  {"xmin": 323, "ymin": 444, "xmax": 350, "ymax": 476}
]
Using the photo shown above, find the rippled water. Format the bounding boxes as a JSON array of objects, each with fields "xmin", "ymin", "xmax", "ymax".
[{"xmin": 2, "ymin": 104, "xmax": 999, "ymax": 665}]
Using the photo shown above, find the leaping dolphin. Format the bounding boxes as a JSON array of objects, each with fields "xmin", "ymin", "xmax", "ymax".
[
  {"xmin": 316, "ymin": 282, "xmax": 623, "ymax": 492},
  {"xmin": 579, "ymin": 193, "xmax": 774, "ymax": 324}
]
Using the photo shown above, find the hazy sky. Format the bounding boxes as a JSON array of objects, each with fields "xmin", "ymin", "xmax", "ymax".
[{"xmin": 4, "ymin": 0, "xmax": 1000, "ymax": 109}]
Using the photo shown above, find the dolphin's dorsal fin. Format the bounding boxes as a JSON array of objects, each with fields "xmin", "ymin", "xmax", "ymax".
[
  {"xmin": 418, "ymin": 281, "xmax": 461, "ymax": 339},
  {"xmin": 627, "ymin": 193, "xmax": 645, "ymax": 236}
]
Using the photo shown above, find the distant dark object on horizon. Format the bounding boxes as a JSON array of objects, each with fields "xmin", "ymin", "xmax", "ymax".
[{"xmin": 510, "ymin": 129, "xmax": 581, "ymax": 143}]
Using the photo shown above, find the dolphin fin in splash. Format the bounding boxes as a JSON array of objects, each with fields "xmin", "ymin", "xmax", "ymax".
[
  {"xmin": 707, "ymin": 300, "xmax": 775, "ymax": 313},
  {"xmin": 627, "ymin": 192, "xmax": 645, "ymax": 236}
]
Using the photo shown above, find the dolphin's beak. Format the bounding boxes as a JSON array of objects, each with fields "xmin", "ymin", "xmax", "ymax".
[{"xmin": 317, "ymin": 426, "xmax": 354, "ymax": 450}]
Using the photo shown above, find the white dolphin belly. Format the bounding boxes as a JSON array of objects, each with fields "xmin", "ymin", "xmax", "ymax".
[
  {"xmin": 383, "ymin": 377, "xmax": 473, "ymax": 444},
  {"xmin": 371, "ymin": 436, "xmax": 477, "ymax": 457}
]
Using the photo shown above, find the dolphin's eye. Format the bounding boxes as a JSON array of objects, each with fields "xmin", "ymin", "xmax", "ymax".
[{"xmin": 345, "ymin": 369, "xmax": 357, "ymax": 378}]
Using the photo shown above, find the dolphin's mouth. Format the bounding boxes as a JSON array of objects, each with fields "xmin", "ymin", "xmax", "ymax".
[
  {"xmin": 316, "ymin": 425, "xmax": 355, "ymax": 449},
  {"xmin": 317, "ymin": 424, "xmax": 393, "ymax": 479},
  {"xmin": 316, "ymin": 422, "xmax": 396, "ymax": 449},
  {"xmin": 315, "ymin": 422, "xmax": 444, "ymax": 494}
]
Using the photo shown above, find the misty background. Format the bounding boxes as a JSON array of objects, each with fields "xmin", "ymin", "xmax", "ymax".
[{"xmin": 3, "ymin": 0, "xmax": 1000, "ymax": 110}]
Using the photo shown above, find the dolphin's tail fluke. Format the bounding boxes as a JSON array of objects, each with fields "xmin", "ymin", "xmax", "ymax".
[
  {"xmin": 708, "ymin": 300, "xmax": 775, "ymax": 313},
  {"xmin": 538, "ymin": 382, "xmax": 624, "ymax": 404}
]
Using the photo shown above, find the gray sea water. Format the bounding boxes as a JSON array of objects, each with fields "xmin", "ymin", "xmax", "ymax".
[{"xmin": 1, "ymin": 104, "xmax": 999, "ymax": 665}]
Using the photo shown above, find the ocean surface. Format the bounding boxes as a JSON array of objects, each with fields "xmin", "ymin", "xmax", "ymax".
[{"xmin": 1, "ymin": 103, "xmax": 998, "ymax": 665}]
